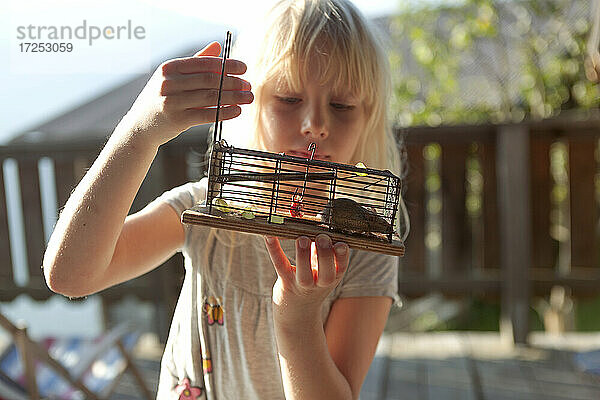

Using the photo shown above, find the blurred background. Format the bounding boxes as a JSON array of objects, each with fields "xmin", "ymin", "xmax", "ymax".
[{"xmin": 1, "ymin": 0, "xmax": 600, "ymax": 398}]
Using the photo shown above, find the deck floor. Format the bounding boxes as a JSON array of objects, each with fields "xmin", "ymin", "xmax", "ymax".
[
  {"xmin": 362, "ymin": 332, "xmax": 600, "ymax": 400},
  {"xmin": 113, "ymin": 332, "xmax": 600, "ymax": 399}
]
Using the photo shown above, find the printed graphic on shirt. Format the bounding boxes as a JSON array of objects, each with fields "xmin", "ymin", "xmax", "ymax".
[
  {"xmin": 204, "ymin": 296, "xmax": 224, "ymax": 325},
  {"xmin": 174, "ymin": 377, "xmax": 203, "ymax": 400},
  {"xmin": 203, "ymin": 357, "xmax": 213, "ymax": 374}
]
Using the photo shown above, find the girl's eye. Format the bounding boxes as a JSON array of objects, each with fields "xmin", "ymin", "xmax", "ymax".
[
  {"xmin": 330, "ymin": 102, "xmax": 354, "ymax": 111},
  {"xmin": 277, "ymin": 96, "xmax": 301, "ymax": 104}
]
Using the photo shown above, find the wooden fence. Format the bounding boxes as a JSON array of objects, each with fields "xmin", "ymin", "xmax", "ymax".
[
  {"xmin": 0, "ymin": 129, "xmax": 208, "ymax": 340},
  {"xmin": 1, "ymin": 116, "xmax": 599, "ymax": 343},
  {"xmin": 399, "ymin": 115, "xmax": 600, "ymax": 342}
]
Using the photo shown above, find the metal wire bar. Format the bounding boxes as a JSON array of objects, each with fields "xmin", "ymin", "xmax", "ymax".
[{"xmin": 213, "ymin": 31, "xmax": 232, "ymax": 143}]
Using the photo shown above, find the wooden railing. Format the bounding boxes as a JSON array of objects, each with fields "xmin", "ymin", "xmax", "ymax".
[
  {"xmin": 1, "ymin": 116, "xmax": 599, "ymax": 343},
  {"xmin": 399, "ymin": 115, "xmax": 600, "ymax": 342},
  {"xmin": 0, "ymin": 126, "xmax": 209, "ymax": 340}
]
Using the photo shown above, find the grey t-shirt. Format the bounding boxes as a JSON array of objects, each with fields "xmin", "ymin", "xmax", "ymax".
[{"xmin": 154, "ymin": 178, "xmax": 398, "ymax": 400}]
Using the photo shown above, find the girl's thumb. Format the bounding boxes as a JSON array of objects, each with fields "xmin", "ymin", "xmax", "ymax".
[{"xmin": 194, "ymin": 41, "xmax": 221, "ymax": 57}]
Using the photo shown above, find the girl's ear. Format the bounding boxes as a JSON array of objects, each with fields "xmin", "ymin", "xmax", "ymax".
[{"xmin": 194, "ymin": 41, "xmax": 221, "ymax": 57}]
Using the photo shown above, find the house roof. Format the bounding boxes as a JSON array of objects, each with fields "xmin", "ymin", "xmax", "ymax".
[{"xmin": 9, "ymin": 44, "xmax": 212, "ymax": 145}]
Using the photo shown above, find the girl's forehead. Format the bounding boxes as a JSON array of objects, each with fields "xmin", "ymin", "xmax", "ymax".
[
  {"xmin": 268, "ymin": 53, "xmax": 363, "ymax": 98},
  {"xmin": 269, "ymin": 72, "xmax": 361, "ymax": 99}
]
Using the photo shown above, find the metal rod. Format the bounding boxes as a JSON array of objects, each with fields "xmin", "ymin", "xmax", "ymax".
[
  {"xmin": 214, "ymin": 31, "xmax": 232, "ymax": 143},
  {"xmin": 327, "ymin": 168, "xmax": 338, "ymax": 231},
  {"xmin": 217, "ymin": 171, "xmax": 334, "ymax": 183},
  {"xmin": 301, "ymin": 143, "xmax": 317, "ymax": 199},
  {"xmin": 268, "ymin": 159, "xmax": 281, "ymax": 222},
  {"xmin": 293, "ymin": 142, "xmax": 317, "ymax": 203}
]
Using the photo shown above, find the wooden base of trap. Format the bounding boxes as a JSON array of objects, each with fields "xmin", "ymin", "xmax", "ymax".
[{"xmin": 182, "ymin": 205, "xmax": 405, "ymax": 257}]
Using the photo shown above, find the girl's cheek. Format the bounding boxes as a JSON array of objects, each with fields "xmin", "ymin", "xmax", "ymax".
[
  {"xmin": 261, "ymin": 109, "xmax": 283, "ymax": 140},
  {"xmin": 337, "ymin": 110, "xmax": 364, "ymax": 126}
]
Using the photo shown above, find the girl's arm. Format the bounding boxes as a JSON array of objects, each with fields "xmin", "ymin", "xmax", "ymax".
[
  {"xmin": 44, "ymin": 42, "xmax": 253, "ymax": 297},
  {"xmin": 265, "ymin": 235, "xmax": 391, "ymax": 400},
  {"xmin": 324, "ymin": 296, "xmax": 392, "ymax": 398},
  {"xmin": 44, "ymin": 128, "xmax": 170, "ymax": 298}
]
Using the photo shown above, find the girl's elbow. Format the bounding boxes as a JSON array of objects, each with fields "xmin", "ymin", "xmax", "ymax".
[
  {"xmin": 45, "ymin": 273, "xmax": 95, "ymax": 298},
  {"xmin": 43, "ymin": 252, "xmax": 63, "ymax": 293},
  {"xmin": 43, "ymin": 263, "xmax": 79, "ymax": 297},
  {"xmin": 42, "ymin": 255, "xmax": 95, "ymax": 298}
]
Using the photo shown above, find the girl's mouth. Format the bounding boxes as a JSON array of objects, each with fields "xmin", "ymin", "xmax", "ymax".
[{"xmin": 287, "ymin": 150, "xmax": 330, "ymax": 161}]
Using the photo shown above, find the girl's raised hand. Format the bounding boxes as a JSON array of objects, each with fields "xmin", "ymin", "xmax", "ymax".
[
  {"xmin": 264, "ymin": 234, "xmax": 349, "ymax": 328},
  {"xmin": 121, "ymin": 41, "xmax": 253, "ymax": 148}
]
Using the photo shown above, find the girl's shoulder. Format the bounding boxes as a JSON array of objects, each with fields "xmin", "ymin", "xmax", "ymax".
[
  {"xmin": 153, "ymin": 178, "xmax": 208, "ymax": 216},
  {"xmin": 349, "ymin": 248, "xmax": 397, "ymax": 270},
  {"xmin": 339, "ymin": 249, "xmax": 399, "ymax": 302}
]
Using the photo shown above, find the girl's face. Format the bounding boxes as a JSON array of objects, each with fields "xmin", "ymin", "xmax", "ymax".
[{"xmin": 259, "ymin": 65, "xmax": 366, "ymax": 165}]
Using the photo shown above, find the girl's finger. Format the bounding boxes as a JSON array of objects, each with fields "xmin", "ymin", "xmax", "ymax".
[
  {"xmin": 163, "ymin": 57, "xmax": 247, "ymax": 76},
  {"xmin": 333, "ymin": 242, "xmax": 350, "ymax": 276},
  {"xmin": 295, "ymin": 236, "xmax": 314, "ymax": 288},
  {"xmin": 161, "ymin": 73, "xmax": 251, "ymax": 95},
  {"xmin": 176, "ymin": 89, "xmax": 254, "ymax": 109},
  {"xmin": 193, "ymin": 41, "xmax": 221, "ymax": 57},
  {"xmin": 181, "ymin": 105, "xmax": 242, "ymax": 126},
  {"xmin": 264, "ymin": 236, "xmax": 294, "ymax": 282},
  {"xmin": 315, "ymin": 234, "xmax": 336, "ymax": 287}
]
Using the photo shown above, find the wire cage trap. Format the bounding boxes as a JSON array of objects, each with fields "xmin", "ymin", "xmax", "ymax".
[{"xmin": 181, "ymin": 32, "xmax": 405, "ymax": 257}]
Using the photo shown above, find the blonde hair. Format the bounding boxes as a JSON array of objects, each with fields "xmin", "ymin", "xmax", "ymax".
[{"xmin": 225, "ymin": 0, "xmax": 400, "ymax": 174}]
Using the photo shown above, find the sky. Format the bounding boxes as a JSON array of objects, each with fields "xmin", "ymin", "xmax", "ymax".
[{"xmin": 0, "ymin": 0, "xmax": 406, "ymax": 144}]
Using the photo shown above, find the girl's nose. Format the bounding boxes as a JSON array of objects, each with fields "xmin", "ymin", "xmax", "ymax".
[{"xmin": 301, "ymin": 104, "xmax": 328, "ymax": 139}]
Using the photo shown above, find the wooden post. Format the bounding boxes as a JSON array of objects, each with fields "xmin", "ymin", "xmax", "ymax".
[
  {"xmin": 496, "ymin": 124, "xmax": 532, "ymax": 344},
  {"xmin": 401, "ymin": 143, "xmax": 426, "ymax": 277},
  {"xmin": 529, "ymin": 136, "xmax": 555, "ymax": 269},
  {"xmin": 17, "ymin": 157, "xmax": 46, "ymax": 289},
  {"xmin": 116, "ymin": 340, "xmax": 154, "ymax": 400},
  {"xmin": 569, "ymin": 136, "xmax": 598, "ymax": 268},
  {"xmin": 14, "ymin": 324, "xmax": 39, "ymax": 400},
  {"xmin": 0, "ymin": 157, "xmax": 15, "ymax": 296},
  {"xmin": 441, "ymin": 143, "xmax": 470, "ymax": 274},
  {"xmin": 480, "ymin": 141, "xmax": 500, "ymax": 272}
]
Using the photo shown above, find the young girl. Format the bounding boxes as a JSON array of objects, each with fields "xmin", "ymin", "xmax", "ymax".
[{"xmin": 43, "ymin": 0, "xmax": 405, "ymax": 398}]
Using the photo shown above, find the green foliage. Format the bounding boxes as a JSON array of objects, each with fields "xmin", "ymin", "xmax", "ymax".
[
  {"xmin": 443, "ymin": 298, "xmax": 545, "ymax": 331},
  {"xmin": 445, "ymin": 298, "xmax": 501, "ymax": 331},
  {"xmin": 575, "ymin": 295, "xmax": 600, "ymax": 331},
  {"xmin": 389, "ymin": 0, "xmax": 599, "ymax": 127}
]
